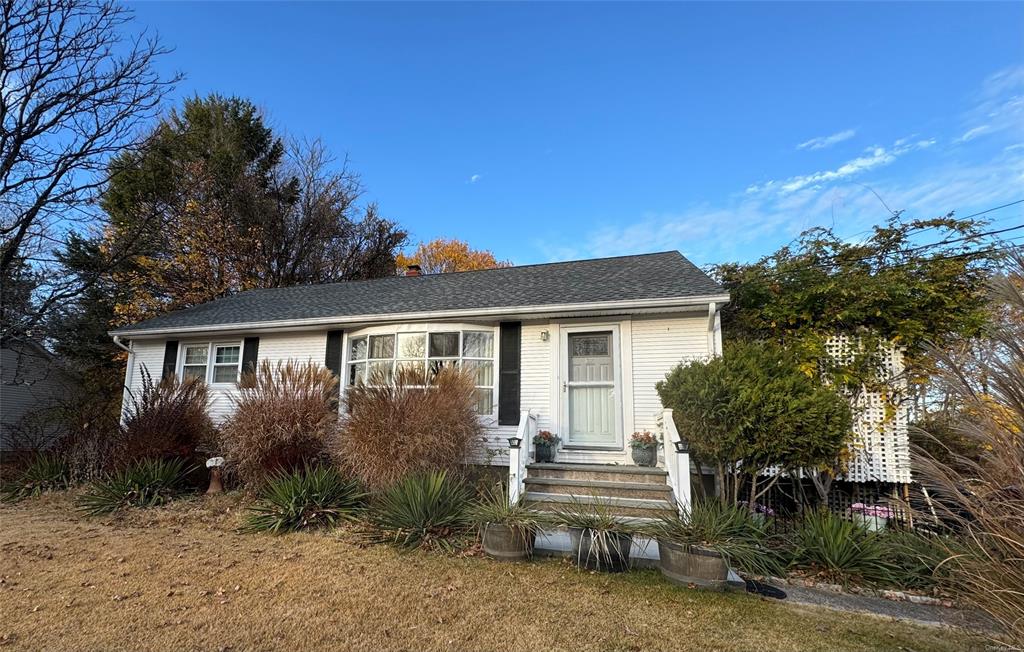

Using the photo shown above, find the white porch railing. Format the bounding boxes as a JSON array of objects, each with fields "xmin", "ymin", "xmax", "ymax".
[
  {"xmin": 657, "ymin": 408, "xmax": 692, "ymax": 515},
  {"xmin": 508, "ymin": 410, "xmax": 537, "ymax": 505}
]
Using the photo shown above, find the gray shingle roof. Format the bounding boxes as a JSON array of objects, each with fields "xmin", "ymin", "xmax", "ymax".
[{"xmin": 111, "ymin": 251, "xmax": 726, "ymax": 335}]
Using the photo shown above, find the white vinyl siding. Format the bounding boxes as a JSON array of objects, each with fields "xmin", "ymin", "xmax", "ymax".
[
  {"xmin": 630, "ymin": 314, "xmax": 710, "ymax": 435},
  {"xmin": 118, "ymin": 310, "xmax": 717, "ymax": 466}
]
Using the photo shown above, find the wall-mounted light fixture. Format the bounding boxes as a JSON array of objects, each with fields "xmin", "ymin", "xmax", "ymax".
[{"xmin": 540, "ymin": 330, "xmax": 550, "ymax": 342}]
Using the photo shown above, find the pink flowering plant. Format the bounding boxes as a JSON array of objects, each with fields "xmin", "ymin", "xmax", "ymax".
[
  {"xmin": 532, "ymin": 430, "xmax": 560, "ymax": 447},
  {"xmin": 629, "ymin": 430, "xmax": 660, "ymax": 450},
  {"xmin": 850, "ymin": 503, "xmax": 893, "ymax": 519}
]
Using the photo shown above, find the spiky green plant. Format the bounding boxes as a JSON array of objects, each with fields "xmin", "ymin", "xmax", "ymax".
[
  {"xmin": 371, "ymin": 470, "xmax": 472, "ymax": 551},
  {"xmin": 242, "ymin": 465, "xmax": 367, "ymax": 534},
  {"xmin": 470, "ymin": 483, "xmax": 547, "ymax": 552},
  {"xmin": 650, "ymin": 499, "xmax": 784, "ymax": 577},
  {"xmin": 881, "ymin": 529, "xmax": 958, "ymax": 591},
  {"xmin": 788, "ymin": 509, "xmax": 899, "ymax": 586},
  {"xmin": 550, "ymin": 496, "xmax": 636, "ymax": 571},
  {"xmin": 1, "ymin": 453, "xmax": 71, "ymax": 502},
  {"xmin": 76, "ymin": 458, "xmax": 193, "ymax": 516}
]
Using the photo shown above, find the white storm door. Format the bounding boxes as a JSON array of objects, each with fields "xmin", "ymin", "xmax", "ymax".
[{"xmin": 560, "ymin": 327, "xmax": 622, "ymax": 449}]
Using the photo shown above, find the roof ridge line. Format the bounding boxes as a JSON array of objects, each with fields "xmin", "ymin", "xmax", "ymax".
[{"xmin": 235, "ymin": 250, "xmax": 683, "ymax": 295}]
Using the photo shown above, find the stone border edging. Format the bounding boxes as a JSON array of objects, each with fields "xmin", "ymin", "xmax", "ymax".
[{"xmin": 765, "ymin": 576, "xmax": 955, "ymax": 608}]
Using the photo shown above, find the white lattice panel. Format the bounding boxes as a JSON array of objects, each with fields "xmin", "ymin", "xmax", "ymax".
[{"xmin": 825, "ymin": 336, "xmax": 912, "ymax": 484}]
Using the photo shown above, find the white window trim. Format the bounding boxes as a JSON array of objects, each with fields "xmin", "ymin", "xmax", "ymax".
[
  {"xmin": 340, "ymin": 323, "xmax": 500, "ymax": 418},
  {"xmin": 177, "ymin": 340, "xmax": 244, "ymax": 386}
]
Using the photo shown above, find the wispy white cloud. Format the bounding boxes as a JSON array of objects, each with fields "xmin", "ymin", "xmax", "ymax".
[
  {"xmin": 796, "ymin": 129, "xmax": 856, "ymax": 151},
  {"xmin": 958, "ymin": 65, "xmax": 1024, "ymax": 145},
  {"xmin": 468, "ymin": 174, "xmax": 482, "ymax": 184},
  {"xmin": 957, "ymin": 125, "xmax": 992, "ymax": 143},
  {"xmin": 539, "ymin": 147, "xmax": 1023, "ymax": 266},
  {"xmin": 748, "ymin": 138, "xmax": 935, "ymax": 196},
  {"xmin": 538, "ymin": 66, "xmax": 1024, "ymax": 266}
]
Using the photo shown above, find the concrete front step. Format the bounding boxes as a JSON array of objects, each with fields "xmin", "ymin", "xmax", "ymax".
[
  {"xmin": 524, "ymin": 476, "xmax": 673, "ymax": 501},
  {"xmin": 527, "ymin": 462, "xmax": 668, "ymax": 485},
  {"xmin": 524, "ymin": 491, "xmax": 676, "ymax": 519}
]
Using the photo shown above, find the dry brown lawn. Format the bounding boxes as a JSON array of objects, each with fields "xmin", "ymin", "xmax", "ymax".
[{"xmin": 0, "ymin": 492, "xmax": 982, "ymax": 652}]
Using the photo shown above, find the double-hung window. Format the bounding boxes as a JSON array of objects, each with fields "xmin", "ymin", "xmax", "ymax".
[
  {"xmin": 182, "ymin": 344, "xmax": 209, "ymax": 381},
  {"xmin": 346, "ymin": 329, "xmax": 495, "ymax": 415},
  {"xmin": 179, "ymin": 342, "xmax": 242, "ymax": 384}
]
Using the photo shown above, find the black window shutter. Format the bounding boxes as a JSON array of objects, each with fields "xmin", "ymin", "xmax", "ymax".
[
  {"xmin": 498, "ymin": 322, "xmax": 522, "ymax": 426},
  {"xmin": 241, "ymin": 337, "xmax": 260, "ymax": 376},
  {"xmin": 325, "ymin": 330, "xmax": 344, "ymax": 377},
  {"xmin": 161, "ymin": 341, "xmax": 179, "ymax": 380}
]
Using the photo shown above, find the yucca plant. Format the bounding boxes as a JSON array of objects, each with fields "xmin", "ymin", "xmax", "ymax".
[
  {"xmin": 371, "ymin": 470, "xmax": 472, "ymax": 552},
  {"xmin": 470, "ymin": 482, "xmax": 545, "ymax": 528},
  {"xmin": 76, "ymin": 458, "xmax": 194, "ymax": 516},
  {"xmin": 242, "ymin": 465, "xmax": 367, "ymax": 534},
  {"xmin": 880, "ymin": 529, "xmax": 957, "ymax": 592},
  {"xmin": 551, "ymin": 497, "xmax": 636, "ymax": 572},
  {"xmin": 787, "ymin": 509, "xmax": 899, "ymax": 586},
  {"xmin": 651, "ymin": 499, "xmax": 784, "ymax": 577},
  {"xmin": 1, "ymin": 453, "xmax": 71, "ymax": 502}
]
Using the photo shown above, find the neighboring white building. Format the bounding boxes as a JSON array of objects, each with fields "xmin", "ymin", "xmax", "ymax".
[{"xmin": 110, "ymin": 252, "xmax": 727, "ymax": 471}]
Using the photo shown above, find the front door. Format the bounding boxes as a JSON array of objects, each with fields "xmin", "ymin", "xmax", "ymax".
[{"xmin": 560, "ymin": 327, "xmax": 622, "ymax": 449}]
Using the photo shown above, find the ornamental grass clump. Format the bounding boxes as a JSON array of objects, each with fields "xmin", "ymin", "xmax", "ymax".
[
  {"xmin": 243, "ymin": 465, "xmax": 367, "ymax": 534},
  {"xmin": 76, "ymin": 458, "xmax": 194, "ymax": 516},
  {"xmin": 787, "ymin": 509, "xmax": 899, "ymax": 587},
  {"xmin": 118, "ymin": 369, "xmax": 213, "ymax": 467},
  {"xmin": 370, "ymin": 470, "xmax": 472, "ymax": 552},
  {"xmin": 339, "ymin": 366, "xmax": 483, "ymax": 490},
  {"xmin": 651, "ymin": 499, "xmax": 784, "ymax": 578},
  {"xmin": 218, "ymin": 361, "xmax": 339, "ymax": 486},
  {"xmin": 1, "ymin": 453, "xmax": 71, "ymax": 502},
  {"xmin": 551, "ymin": 497, "xmax": 636, "ymax": 572},
  {"xmin": 913, "ymin": 250, "xmax": 1024, "ymax": 645}
]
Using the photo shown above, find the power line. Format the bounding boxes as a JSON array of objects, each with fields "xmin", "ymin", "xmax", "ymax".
[{"xmin": 728, "ymin": 233, "xmax": 1024, "ymax": 284}]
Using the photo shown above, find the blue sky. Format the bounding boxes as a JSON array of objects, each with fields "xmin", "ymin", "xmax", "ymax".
[{"xmin": 129, "ymin": 2, "xmax": 1024, "ymax": 266}]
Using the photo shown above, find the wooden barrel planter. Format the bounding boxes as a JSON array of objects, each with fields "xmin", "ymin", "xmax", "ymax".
[
  {"xmin": 568, "ymin": 527, "xmax": 632, "ymax": 572},
  {"xmin": 657, "ymin": 540, "xmax": 732, "ymax": 590},
  {"xmin": 481, "ymin": 523, "xmax": 534, "ymax": 561}
]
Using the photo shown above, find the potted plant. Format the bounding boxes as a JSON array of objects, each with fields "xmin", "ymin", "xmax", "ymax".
[
  {"xmin": 629, "ymin": 430, "xmax": 660, "ymax": 467},
  {"xmin": 470, "ymin": 483, "xmax": 545, "ymax": 561},
  {"xmin": 533, "ymin": 430, "xmax": 560, "ymax": 463},
  {"xmin": 551, "ymin": 497, "xmax": 634, "ymax": 572},
  {"xmin": 650, "ymin": 500, "xmax": 781, "ymax": 590},
  {"xmin": 849, "ymin": 503, "xmax": 892, "ymax": 532}
]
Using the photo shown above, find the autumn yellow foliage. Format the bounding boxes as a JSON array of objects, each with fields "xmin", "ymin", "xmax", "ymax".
[{"xmin": 396, "ymin": 238, "xmax": 510, "ymax": 274}]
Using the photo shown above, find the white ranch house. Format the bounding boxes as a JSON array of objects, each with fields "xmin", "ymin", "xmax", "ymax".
[{"xmin": 111, "ymin": 252, "xmax": 724, "ymax": 526}]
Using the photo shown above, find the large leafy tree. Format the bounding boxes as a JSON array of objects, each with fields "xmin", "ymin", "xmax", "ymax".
[
  {"xmin": 1, "ymin": 0, "xmax": 177, "ymax": 345},
  {"xmin": 657, "ymin": 340, "xmax": 852, "ymax": 506},
  {"xmin": 101, "ymin": 95, "xmax": 407, "ymax": 326},
  {"xmin": 715, "ymin": 215, "xmax": 995, "ymax": 386},
  {"xmin": 714, "ymin": 214, "xmax": 999, "ymax": 499},
  {"xmin": 396, "ymin": 238, "xmax": 510, "ymax": 274}
]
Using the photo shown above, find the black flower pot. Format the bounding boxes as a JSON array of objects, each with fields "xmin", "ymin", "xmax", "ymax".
[
  {"xmin": 535, "ymin": 443, "xmax": 555, "ymax": 463},
  {"xmin": 568, "ymin": 527, "xmax": 632, "ymax": 572}
]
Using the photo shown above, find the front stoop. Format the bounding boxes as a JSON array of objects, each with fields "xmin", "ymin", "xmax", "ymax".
[{"xmin": 525, "ymin": 463, "xmax": 676, "ymax": 519}]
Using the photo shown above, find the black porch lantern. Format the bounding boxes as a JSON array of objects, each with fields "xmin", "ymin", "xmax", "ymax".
[
  {"xmin": 673, "ymin": 439, "xmax": 689, "ymax": 454},
  {"xmin": 507, "ymin": 436, "xmax": 522, "ymax": 449}
]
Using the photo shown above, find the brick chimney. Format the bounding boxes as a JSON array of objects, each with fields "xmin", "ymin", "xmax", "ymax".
[{"xmin": 404, "ymin": 264, "xmax": 422, "ymax": 277}]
